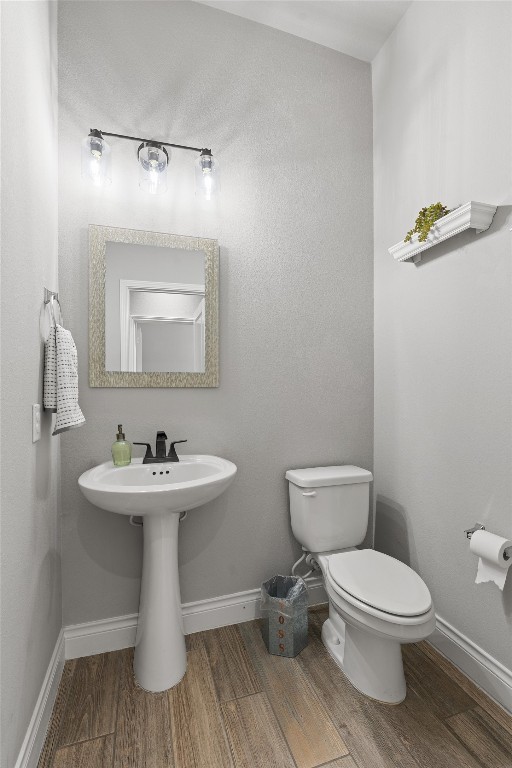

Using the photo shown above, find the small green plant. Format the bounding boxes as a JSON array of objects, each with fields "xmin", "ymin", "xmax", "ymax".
[{"xmin": 404, "ymin": 202, "xmax": 451, "ymax": 243}]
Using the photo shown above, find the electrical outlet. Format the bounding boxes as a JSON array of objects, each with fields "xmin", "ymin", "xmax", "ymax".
[{"xmin": 32, "ymin": 404, "xmax": 41, "ymax": 442}]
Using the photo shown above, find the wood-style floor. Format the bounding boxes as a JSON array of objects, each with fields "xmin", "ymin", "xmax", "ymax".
[{"xmin": 38, "ymin": 606, "xmax": 512, "ymax": 768}]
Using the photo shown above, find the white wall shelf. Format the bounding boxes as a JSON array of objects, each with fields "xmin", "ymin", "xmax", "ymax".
[{"xmin": 389, "ymin": 201, "xmax": 497, "ymax": 263}]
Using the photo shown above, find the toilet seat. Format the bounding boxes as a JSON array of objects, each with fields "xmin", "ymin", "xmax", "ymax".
[{"xmin": 326, "ymin": 549, "xmax": 432, "ymax": 618}]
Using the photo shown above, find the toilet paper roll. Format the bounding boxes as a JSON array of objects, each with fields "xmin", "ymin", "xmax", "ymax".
[{"xmin": 470, "ymin": 530, "xmax": 512, "ymax": 590}]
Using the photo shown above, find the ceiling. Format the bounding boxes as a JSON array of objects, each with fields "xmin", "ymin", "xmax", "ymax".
[{"xmin": 195, "ymin": 1, "xmax": 412, "ymax": 62}]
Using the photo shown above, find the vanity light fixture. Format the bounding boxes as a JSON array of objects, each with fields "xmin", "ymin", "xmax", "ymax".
[
  {"xmin": 81, "ymin": 129, "xmax": 111, "ymax": 186},
  {"xmin": 138, "ymin": 142, "xmax": 169, "ymax": 195},
  {"xmin": 81, "ymin": 129, "xmax": 220, "ymax": 199},
  {"xmin": 195, "ymin": 149, "xmax": 219, "ymax": 202}
]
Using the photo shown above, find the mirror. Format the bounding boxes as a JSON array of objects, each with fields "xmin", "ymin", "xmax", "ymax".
[{"xmin": 89, "ymin": 225, "xmax": 219, "ymax": 387}]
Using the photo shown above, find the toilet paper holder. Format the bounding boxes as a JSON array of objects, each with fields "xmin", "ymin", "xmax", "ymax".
[
  {"xmin": 464, "ymin": 522, "xmax": 486, "ymax": 539},
  {"xmin": 464, "ymin": 522, "xmax": 511, "ymax": 560}
]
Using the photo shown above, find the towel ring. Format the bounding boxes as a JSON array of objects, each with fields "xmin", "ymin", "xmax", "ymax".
[{"xmin": 44, "ymin": 288, "xmax": 63, "ymax": 327}]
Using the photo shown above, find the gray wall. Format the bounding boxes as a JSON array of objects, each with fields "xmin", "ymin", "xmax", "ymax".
[
  {"xmin": 0, "ymin": 3, "xmax": 61, "ymax": 766},
  {"xmin": 373, "ymin": 1, "xmax": 512, "ymax": 668},
  {"xmin": 58, "ymin": 1, "xmax": 373, "ymax": 626}
]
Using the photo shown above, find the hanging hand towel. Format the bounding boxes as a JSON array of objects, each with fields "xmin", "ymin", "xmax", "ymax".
[{"xmin": 44, "ymin": 324, "xmax": 85, "ymax": 435}]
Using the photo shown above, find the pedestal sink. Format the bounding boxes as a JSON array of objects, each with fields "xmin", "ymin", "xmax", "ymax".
[{"xmin": 78, "ymin": 455, "xmax": 237, "ymax": 692}]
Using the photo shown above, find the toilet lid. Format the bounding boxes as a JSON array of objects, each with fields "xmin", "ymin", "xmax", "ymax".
[
  {"xmin": 286, "ymin": 465, "xmax": 373, "ymax": 488},
  {"xmin": 327, "ymin": 550, "xmax": 432, "ymax": 617}
]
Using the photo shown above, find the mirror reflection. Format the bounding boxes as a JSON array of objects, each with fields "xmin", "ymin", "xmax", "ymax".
[{"xmin": 105, "ymin": 242, "xmax": 205, "ymax": 373}]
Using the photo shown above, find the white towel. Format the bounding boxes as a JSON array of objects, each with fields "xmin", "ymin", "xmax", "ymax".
[{"xmin": 44, "ymin": 324, "xmax": 85, "ymax": 435}]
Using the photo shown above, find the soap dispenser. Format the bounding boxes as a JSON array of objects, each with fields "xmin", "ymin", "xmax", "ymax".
[{"xmin": 112, "ymin": 424, "xmax": 132, "ymax": 467}]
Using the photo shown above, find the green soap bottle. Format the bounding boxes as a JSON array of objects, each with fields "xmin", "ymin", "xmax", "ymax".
[{"xmin": 112, "ymin": 424, "xmax": 132, "ymax": 467}]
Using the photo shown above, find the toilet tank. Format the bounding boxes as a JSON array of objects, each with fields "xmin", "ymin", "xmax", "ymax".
[{"xmin": 286, "ymin": 466, "xmax": 373, "ymax": 553}]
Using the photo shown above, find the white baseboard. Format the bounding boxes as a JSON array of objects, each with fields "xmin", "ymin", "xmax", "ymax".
[
  {"xmin": 65, "ymin": 613, "xmax": 138, "ymax": 659},
  {"xmin": 430, "ymin": 615, "xmax": 512, "ymax": 714},
  {"xmin": 65, "ymin": 576, "xmax": 327, "ymax": 660},
  {"xmin": 14, "ymin": 630, "xmax": 65, "ymax": 768},
  {"xmin": 183, "ymin": 576, "xmax": 326, "ymax": 634}
]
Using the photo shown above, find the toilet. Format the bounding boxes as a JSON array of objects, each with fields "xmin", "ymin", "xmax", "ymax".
[{"xmin": 286, "ymin": 465, "xmax": 435, "ymax": 704}]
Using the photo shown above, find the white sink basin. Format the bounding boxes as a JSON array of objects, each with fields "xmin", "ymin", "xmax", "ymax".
[
  {"xmin": 78, "ymin": 454, "xmax": 237, "ymax": 693},
  {"xmin": 78, "ymin": 455, "xmax": 237, "ymax": 516}
]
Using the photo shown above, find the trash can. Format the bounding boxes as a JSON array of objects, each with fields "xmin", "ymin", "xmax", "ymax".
[{"xmin": 260, "ymin": 575, "xmax": 308, "ymax": 657}]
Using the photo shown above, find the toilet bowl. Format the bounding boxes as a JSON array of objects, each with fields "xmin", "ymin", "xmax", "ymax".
[
  {"xmin": 286, "ymin": 465, "xmax": 435, "ymax": 704},
  {"xmin": 317, "ymin": 549, "xmax": 435, "ymax": 703}
]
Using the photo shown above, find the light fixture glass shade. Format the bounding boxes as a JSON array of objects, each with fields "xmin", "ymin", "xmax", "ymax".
[
  {"xmin": 81, "ymin": 132, "xmax": 111, "ymax": 186},
  {"xmin": 138, "ymin": 142, "xmax": 168, "ymax": 194},
  {"xmin": 195, "ymin": 150, "xmax": 219, "ymax": 201}
]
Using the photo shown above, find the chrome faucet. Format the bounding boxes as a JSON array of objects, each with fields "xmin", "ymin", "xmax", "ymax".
[{"xmin": 134, "ymin": 432, "xmax": 187, "ymax": 464}]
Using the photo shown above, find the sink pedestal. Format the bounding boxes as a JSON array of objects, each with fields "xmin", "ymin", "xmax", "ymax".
[{"xmin": 134, "ymin": 511, "xmax": 186, "ymax": 692}]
